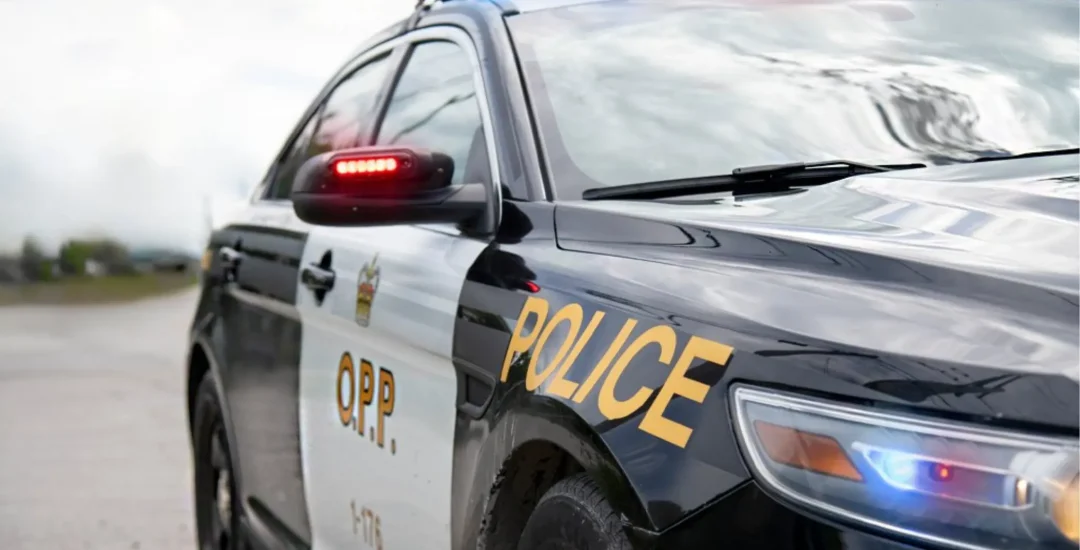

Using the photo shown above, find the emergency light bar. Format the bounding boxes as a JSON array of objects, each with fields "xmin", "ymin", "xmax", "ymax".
[
  {"xmin": 294, "ymin": 146, "xmax": 455, "ymax": 199},
  {"xmin": 334, "ymin": 157, "xmax": 398, "ymax": 175},
  {"xmin": 322, "ymin": 147, "xmax": 445, "ymax": 189}
]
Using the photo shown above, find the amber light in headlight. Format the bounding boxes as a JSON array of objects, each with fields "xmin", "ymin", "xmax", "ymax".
[
  {"xmin": 1053, "ymin": 476, "xmax": 1079, "ymax": 543},
  {"xmin": 753, "ymin": 421, "xmax": 863, "ymax": 481},
  {"xmin": 732, "ymin": 386, "xmax": 1079, "ymax": 550}
]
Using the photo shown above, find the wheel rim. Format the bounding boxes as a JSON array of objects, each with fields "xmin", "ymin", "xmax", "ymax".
[{"xmin": 198, "ymin": 419, "xmax": 236, "ymax": 550}]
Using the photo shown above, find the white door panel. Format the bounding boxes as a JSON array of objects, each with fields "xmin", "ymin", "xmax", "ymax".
[{"xmin": 297, "ymin": 225, "xmax": 486, "ymax": 550}]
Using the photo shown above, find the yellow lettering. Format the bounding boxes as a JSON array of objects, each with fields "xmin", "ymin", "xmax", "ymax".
[
  {"xmin": 526, "ymin": 303, "xmax": 584, "ymax": 391},
  {"xmin": 547, "ymin": 310, "xmax": 605, "ymax": 399},
  {"xmin": 337, "ymin": 353, "xmax": 355, "ymax": 427},
  {"xmin": 640, "ymin": 336, "xmax": 733, "ymax": 448},
  {"xmin": 572, "ymin": 318, "xmax": 637, "ymax": 403},
  {"xmin": 376, "ymin": 368, "xmax": 395, "ymax": 448},
  {"xmin": 358, "ymin": 359, "xmax": 375, "ymax": 435},
  {"xmin": 598, "ymin": 325, "xmax": 677, "ymax": 420},
  {"xmin": 500, "ymin": 296, "xmax": 550, "ymax": 382}
]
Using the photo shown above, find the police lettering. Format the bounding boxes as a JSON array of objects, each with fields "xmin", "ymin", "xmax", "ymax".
[
  {"xmin": 500, "ymin": 296, "xmax": 734, "ymax": 448},
  {"xmin": 337, "ymin": 352, "xmax": 397, "ymax": 455}
]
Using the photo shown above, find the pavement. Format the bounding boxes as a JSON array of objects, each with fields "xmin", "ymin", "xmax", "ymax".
[{"xmin": 0, "ymin": 289, "xmax": 199, "ymax": 549}]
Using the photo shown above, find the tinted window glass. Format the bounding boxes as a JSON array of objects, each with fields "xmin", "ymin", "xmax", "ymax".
[
  {"xmin": 266, "ymin": 114, "xmax": 319, "ymax": 200},
  {"xmin": 267, "ymin": 56, "xmax": 390, "ymax": 200},
  {"xmin": 308, "ymin": 56, "xmax": 391, "ymax": 157},
  {"xmin": 509, "ymin": 0, "xmax": 1080, "ymax": 198},
  {"xmin": 376, "ymin": 41, "xmax": 487, "ymax": 185}
]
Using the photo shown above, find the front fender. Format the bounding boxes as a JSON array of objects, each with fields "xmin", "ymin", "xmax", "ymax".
[
  {"xmin": 454, "ymin": 388, "xmax": 654, "ymax": 549},
  {"xmin": 451, "ymin": 233, "xmax": 752, "ymax": 546}
]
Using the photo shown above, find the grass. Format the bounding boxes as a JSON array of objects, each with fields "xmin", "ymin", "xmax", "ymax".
[{"xmin": 0, "ymin": 272, "xmax": 198, "ymax": 306}]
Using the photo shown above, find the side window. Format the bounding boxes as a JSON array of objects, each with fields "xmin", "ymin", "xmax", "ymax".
[
  {"xmin": 376, "ymin": 41, "xmax": 488, "ymax": 186},
  {"xmin": 266, "ymin": 55, "xmax": 391, "ymax": 200},
  {"xmin": 266, "ymin": 114, "xmax": 319, "ymax": 200},
  {"xmin": 307, "ymin": 55, "xmax": 391, "ymax": 157}
]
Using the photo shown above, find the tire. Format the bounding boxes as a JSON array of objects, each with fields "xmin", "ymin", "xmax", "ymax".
[
  {"xmin": 518, "ymin": 473, "xmax": 633, "ymax": 550},
  {"xmin": 192, "ymin": 375, "xmax": 245, "ymax": 550}
]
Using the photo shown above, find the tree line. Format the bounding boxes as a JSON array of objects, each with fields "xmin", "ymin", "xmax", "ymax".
[{"xmin": 16, "ymin": 235, "xmax": 136, "ymax": 282}]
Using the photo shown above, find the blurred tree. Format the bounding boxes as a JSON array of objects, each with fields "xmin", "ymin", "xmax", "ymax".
[
  {"xmin": 58, "ymin": 240, "xmax": 93, "ymax": 275},
  {"xmin": 91, "ymin": 239, "xmax": 134, "ymax": 275},
  {"xmin": 58, "ymin": 238, "xmax": 134, "ymax": 275},
  {"xmin": 19, "ymin": 235, "xmax": 47, "ymax": 281},
  {"xmin": 36, "ymin": 262, "xmax": 56, "ymax": 282}
]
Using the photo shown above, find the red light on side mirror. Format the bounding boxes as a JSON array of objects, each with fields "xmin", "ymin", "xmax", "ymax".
[
  {"xmin": 334, "ymin": 156, "xmax": 400, "ymax": 176},
  {"xmin": 300, "ymin": 146, "xmax": 451, "ymax": 200},
  {"xmin": 291, "ymin": 145, "xmax": 486, "ymax": 228}
]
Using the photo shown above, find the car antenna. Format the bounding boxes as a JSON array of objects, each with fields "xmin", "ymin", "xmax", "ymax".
[{"xmin": 407, "ymin": 0, "xmax": 439, "ymax": 29}]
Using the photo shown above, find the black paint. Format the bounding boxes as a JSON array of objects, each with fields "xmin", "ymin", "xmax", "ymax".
[
  {"xmin": 187, "ymin": 2, "xmax": 1079, "ymax": 549},
  {"xmin": 191, "ymin": 224, "xmax": 313, "ymax": 547},
  {"xmin": 451, "ymin": 156, "xmax": 1078, "ymax": 548}
]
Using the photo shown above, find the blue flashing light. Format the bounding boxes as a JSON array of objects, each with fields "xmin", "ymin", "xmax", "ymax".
[
  {"xmin": 883, "ymin": 454, "xmax": 919, "ymax": 487},
  {"xmin": 863, "ymin": 448, "xmax": 924, "ymax": 491}
]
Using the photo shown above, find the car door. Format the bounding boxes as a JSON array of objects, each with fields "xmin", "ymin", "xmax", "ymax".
[
  {"xmin": 212, "ymin": 200, "xmax": 312, "ymax": 544},
  {"xmin": 296, "ymin": 27, "xmax": 500, "ymax": 550},
  {"xmin": 215, "ymin": 48, "xmax": 398, "ymax": 546}
]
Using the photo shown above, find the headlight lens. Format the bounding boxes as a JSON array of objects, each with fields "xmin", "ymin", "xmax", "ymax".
[{"xmin": 732, "ymin": 386, "xmax": 1079, "ymax": 550}]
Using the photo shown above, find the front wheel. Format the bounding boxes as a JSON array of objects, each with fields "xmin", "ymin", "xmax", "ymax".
[
  {"xmin": 518, "ymin": 473, "xmax": 633, "ymax": 550},
  {"xmin": 192, "ymin": 375, "xmax": 243, "ymax": 550}
]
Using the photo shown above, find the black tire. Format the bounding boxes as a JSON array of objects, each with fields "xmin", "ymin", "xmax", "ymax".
[
  {"xmin": 192, "ymin": 375, "xmax": 245, "ymax": 550},
  {"xmin": 518, "ymin": 473, "xmax": 633, "ymax": 550}
]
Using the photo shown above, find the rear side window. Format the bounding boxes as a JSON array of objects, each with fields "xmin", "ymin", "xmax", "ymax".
[
  {"xmin": 266, "ymin": 55, "xmax": 391, "ymax": 200},
  {"xmin": 375, "ymin": 41, "xmax": 488, "ymax": 186}
]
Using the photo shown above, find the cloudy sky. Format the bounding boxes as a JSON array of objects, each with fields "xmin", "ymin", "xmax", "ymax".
[{"xmin": 0, "ymin": 0, "xmax": 413, "ymax": 255}]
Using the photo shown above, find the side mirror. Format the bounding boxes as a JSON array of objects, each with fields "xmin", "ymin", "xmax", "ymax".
[{"xmin": 291, "ymin": 146, "xmax": 488, "ymax": 227}]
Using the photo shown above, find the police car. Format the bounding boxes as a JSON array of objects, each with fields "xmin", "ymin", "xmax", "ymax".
[{"xmin": 185, "ymin": 0, "xmax": 1080, "ymax": 548}]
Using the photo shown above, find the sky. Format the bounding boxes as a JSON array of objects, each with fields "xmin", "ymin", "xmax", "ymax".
[{"xmin": 0, "ymin": 0, "xmax": 413, "ymax": 255}]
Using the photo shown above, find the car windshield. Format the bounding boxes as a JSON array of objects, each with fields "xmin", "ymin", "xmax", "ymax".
[{"xmin": 507, "ymin": 0, "xmax": 1080, "ymax": 199}]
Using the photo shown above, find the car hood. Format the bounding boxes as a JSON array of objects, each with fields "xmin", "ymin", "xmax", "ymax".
[
  {"xmin": 555, "ymin": 155, "xmax": 1079, "ymax": 382},
  {"xmin": 565, "ymin": 155, "xmax": 1079, "ymax": 295}
]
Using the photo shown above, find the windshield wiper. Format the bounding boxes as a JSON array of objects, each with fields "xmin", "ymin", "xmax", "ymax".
[
  {"xmin": 581, "ymin": 160, "xmax": 926, "ymax": 201},
  {"xmin": 972, "ymin": 147, "xmax": 1079, "ymax": 163}
]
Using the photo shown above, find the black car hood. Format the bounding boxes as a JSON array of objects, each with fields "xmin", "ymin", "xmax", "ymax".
[
  {"xmin": 555, "ymin": 155, "xmax": 1079, "ymax": 382},
  {"xmin": 567, "ymin": 155, "xmax": 1078, "ymax": 293}
]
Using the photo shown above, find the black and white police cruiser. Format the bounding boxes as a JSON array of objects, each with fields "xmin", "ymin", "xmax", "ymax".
[{"xmin": 185, "ymin": 0, "xmax": 1080, "ymax": 549}]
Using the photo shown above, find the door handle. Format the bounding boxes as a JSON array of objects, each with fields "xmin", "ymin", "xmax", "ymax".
[
  {"xmin": 218, "ymin": 245, "xmax": 242, "ymax": 280},
  {"xmin": 301, "ymin": 264, "xmax": 336, "ymax": 292}
]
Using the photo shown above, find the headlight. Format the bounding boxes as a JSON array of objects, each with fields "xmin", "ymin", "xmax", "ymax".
[{"xmin": 732, "ymin": 386, "xmax": 1078, "ymax": 550}]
